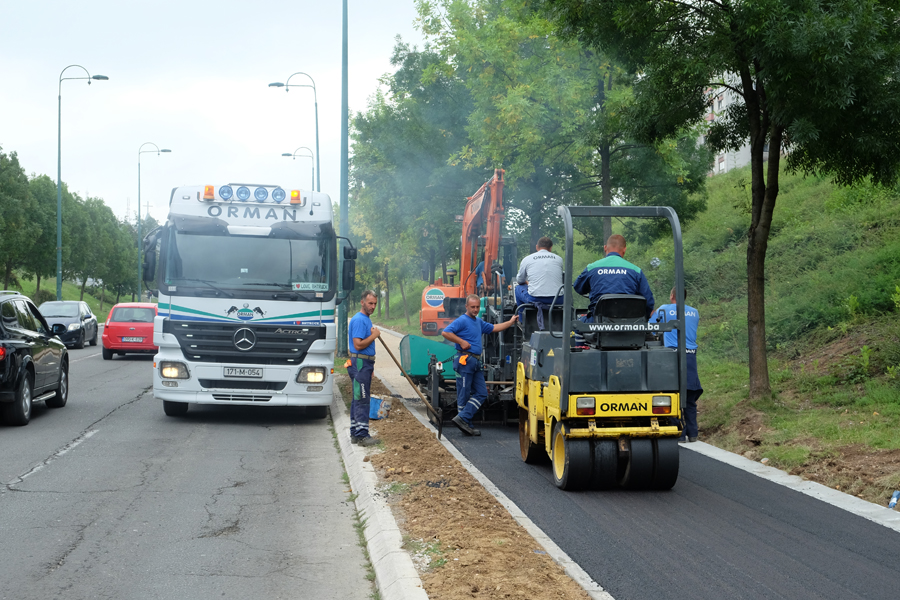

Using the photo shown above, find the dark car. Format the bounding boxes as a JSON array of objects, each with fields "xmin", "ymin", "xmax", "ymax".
[
  {"xmin": 38, "ymin": 300, "xmax": 99, "ymax": 349},
  {"xmin": 0, "ymin": 291, "xmax": 69, "ymax": 426}
]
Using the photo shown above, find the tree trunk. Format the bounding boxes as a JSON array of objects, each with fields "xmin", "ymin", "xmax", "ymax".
[
  {"xmin": 741, "ymin": 64, "xmax": 782, "ymax": 398},
  {"xmin": 116, "ymin": 289, "xmax": 121, "ymax": 304},
  {"xmin": 529, "ymin": 186, "xmax": 545, "ymax": 249},
  {"xmin": 3, "ymin": 261, "xmax": 12, "ymax": 290},
  {"xmin": 80, "ymin": 278, "xmax": 87, "ymax": 301},
  {"xmin": 35, "ymin": 275, "xmax": 41, "ymax": 296},
  {"xmin": 437, "ymin": 232, "xmax": 448, "ymax": 283},
  {"xmin": 598, "ymin": 72, "xmax": 613, "ymax": 242},
  {"xmin": 384, "ymin": 264, "xmax": 390, "ymax": 320},
  {"xmin": 99, "ymin": 283, "xmax": 105, "ymax": 313},
  {"xmin": 429, "ymin": 247, "xmax": 436, "ymax": 285},
  {"xmin": 376, "ymin": 284, "xmax": 382, "ymax": 318},
  {"xmin": 399, "ymin": 276, "xmax": 410, "ymax": 326}
]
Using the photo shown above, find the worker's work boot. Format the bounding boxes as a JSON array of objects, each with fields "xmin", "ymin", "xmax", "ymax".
[
  {"xmin": 688, "ymin": 436, "xmax": 698, "ymax": 443},
  {"xmin": 355, "ymin": 436, "xmax": 380, "ymax": 447},
  {"xmin": 451, "ymin": 415, "xmax": 480, "ymax": 436}
]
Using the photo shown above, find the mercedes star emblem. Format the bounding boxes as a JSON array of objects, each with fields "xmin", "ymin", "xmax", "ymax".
[{"xmin": 233, "ymin": 328, "xmax": 257, "ymax": 351}]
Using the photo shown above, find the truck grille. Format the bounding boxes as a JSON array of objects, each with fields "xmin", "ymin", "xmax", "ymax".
[
  {"xmin": 199, "ymin": 379, "xmax": 287, "ymax": 391},
  {"xmin": 163, "ymin": 320, "xmax": 326, "ymax": 365},
  {"xmin": 211, "ymin": 393, "xmax": 272, "ymax": 402}
]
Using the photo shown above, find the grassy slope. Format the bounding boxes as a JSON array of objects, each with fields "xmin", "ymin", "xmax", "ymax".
[{"xmin": 626, "ymin": 165, "xmax": 900, "ymax": 502}]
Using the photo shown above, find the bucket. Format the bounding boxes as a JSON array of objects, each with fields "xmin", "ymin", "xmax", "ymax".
[{"xmin": 369, "ymin": 396, "xmax": 392, "ymax": 420}]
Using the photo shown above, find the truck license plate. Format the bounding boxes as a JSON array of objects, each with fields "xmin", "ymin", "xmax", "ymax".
[
  {"xmin": 122, "ymin": 337, "xmax": 143, "ymax": 342},
  {"xmin": 224, "ymin": 367, "xmax": 263, "ymax": 378}
]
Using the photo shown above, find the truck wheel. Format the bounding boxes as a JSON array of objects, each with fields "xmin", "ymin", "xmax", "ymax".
[
  {"xmin": 3, "ymin": 373, "xmax": 33, "ymax": 426},
  {"xmin": 518, "ymin": 407, "xmax": 543, "ymax": 464},
  {"xmin": 619, "ymin": 438, "xmax": 654, "ymax": 490},
  {"xmin": 307, "ymin": 406, "xmax": 328, "ymax": 419},
  {"xmin": 551, "ymin": 421, "xmax": 591, "ymax": 490},
  {"xmin": 652, "ymin": 438, "xmax": 680, "ymax": 490},
  {"xmin": 589, "ymin": 439, "xmax": 618, "ymax": 490},
  {"xmin": 46, "ymin": 362, "xmax": 68, "ymax": 408},
  {"xmin": 163, "ymin": 400, "xmax": 189, "ymax": 417}
]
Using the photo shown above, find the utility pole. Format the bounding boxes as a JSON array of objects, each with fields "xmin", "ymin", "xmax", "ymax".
[{"xmin": 337, "ymin": 0, "xmax": 350, "ymax": 357}]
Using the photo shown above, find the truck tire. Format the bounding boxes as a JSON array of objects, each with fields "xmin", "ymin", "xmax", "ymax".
[
  {"xmin": 589, "ymin": 439, "xmax": 618, "ymax": 490},
  {"xmin": 551, "ymin": 421, "xmax": 591, "ymax": 490},
  {"xmin": 652, "ymin": 438, "xmax": 680, "ymax": 490},
  {"xmin": 619, "ymin": 438, "xmax": 654, "ymax": 490},
  {"xmin": 163, "ymin": 400, "xmax": 189, "ymax": 417},
  {"xmin": 307, "ymin": 406, "xmax": 328, "ymax": 419},
  {"xmin": 518, "ymin": 407, "xmax": 543, "ymax": 464}
]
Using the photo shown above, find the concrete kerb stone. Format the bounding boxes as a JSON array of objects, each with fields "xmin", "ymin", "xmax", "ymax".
[{"xmin": 331, "ymin": 385, "xmax": 429, "ymax": 600}]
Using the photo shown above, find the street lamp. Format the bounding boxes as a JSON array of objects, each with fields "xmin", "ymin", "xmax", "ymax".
[
  {"xmin": 281, "ymin": 147, "xmax": 315, "ymax": 191},
  {"xmin": 137, "ymin": 143, "xmax": 171, "ymax": 300},
  {"xmin": 268, "ymin": 73, "xmax": 320, "ymax": 192},
  {"xmin": 57, "ymin": 66, "xmax": 108, "ymax": 300}
]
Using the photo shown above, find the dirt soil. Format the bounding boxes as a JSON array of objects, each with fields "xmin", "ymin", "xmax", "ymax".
[{"xmin": 337, "ymin": 373, "xmax": 590, "ymax": 600}]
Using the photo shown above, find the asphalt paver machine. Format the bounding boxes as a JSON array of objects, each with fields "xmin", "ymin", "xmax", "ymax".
[{"xmin": 515, "ymin": 205, "xmax": 688, "ymax": 490}]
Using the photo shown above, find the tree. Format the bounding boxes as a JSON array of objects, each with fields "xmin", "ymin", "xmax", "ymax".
[
  {"xmin": 418, "ymin": 0, "xmax": 710, "ymax": 254},
  {"xmin": 0, "ymin": 148, "xmax": 38, "ymax": 289},
  {"xmin": 351, "ymin": 42, "xmax": 484, "ymax": 299},
  {"xmin": 544, "ymin": 0, "xmax": 900, "ymax": 396},
  {"xmin": 23, "ymin": 175, "xmax": 62, "ymax": 295}
]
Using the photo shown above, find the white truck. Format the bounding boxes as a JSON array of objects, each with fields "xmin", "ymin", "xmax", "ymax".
[{"xmin": 142, "ymin": 183, "xmax": 356, "ymax": 417}]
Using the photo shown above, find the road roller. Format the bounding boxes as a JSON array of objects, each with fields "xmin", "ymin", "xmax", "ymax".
[{"xmin": 515, "ymin": 205, "xmax": 688, "ymax": 490}]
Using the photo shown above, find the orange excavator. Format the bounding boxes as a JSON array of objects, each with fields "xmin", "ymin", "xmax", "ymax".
[{"xmin": 419, "ymin": 169, "xmax": 507, "ymax": 335}]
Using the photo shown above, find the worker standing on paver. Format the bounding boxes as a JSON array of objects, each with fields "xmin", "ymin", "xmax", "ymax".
[
  {"xmin": 442, "ymin": 294, "xmax": 518, "ymax": 436},
  {"xmin": 348, "ymin": 290, "xmax": 380, "ymax": 447}
]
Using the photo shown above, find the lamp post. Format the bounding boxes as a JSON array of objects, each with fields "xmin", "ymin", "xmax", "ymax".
[
  {"xmin": 268, "ymin": 73, "xmax": 320, "ymax": 192},
  {"xmin": 339, "ymin": 0, "xmax": 349, "ymax": 356},
  {"xmin": 281, "ymin": 147, "xmax": 315, "ymax": 191},
  {"xmin": 137, "ymin": 143, "xmax": 171, "ymax": 300},
  {"xmin": 57, "ymin": 66, "xmax": 108, "ymax": 301}
]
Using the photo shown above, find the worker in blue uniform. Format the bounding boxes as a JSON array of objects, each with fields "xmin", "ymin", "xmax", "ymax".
[
  {"xmin": 652, "ymin": 287, "xmax": 702, "ymax": 442},
  {"xmin": 573, "ymin": 234, "xmax": 655, "ymax": 320},
  {"xmin": 441, "ymin": 294, "xmax": 518, "ymax": 436},
  {"xmin": 348, "ymin": 290, "xmax": 381, "ymax": 447}
]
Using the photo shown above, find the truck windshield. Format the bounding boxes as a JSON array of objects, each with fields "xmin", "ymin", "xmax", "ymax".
[{"xmin": 164, "ymin": 231, "xmax": 333, "ymax": 296}]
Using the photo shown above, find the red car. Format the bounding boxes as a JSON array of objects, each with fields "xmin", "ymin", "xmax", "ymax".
[{"xmin": 102, "ymin": 303, "xmax": 158, "ymax": 360}]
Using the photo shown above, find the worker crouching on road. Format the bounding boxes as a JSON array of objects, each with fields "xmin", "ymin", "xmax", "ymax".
[
  {"xmin": 441, "ymin": 294, "xmax": 518, "ymax": 436},
  {"xmin": 348, "ymin": 290, "xmax": 381, "ymax": 447},
  {"xmin": 652, "ymin": 287, "xmax": 702, "ymax": 442}
]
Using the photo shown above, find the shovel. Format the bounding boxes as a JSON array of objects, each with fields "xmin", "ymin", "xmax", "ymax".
[{"xmin": 377, "ymin": 337, "xmax": 444, "ymax": 439}]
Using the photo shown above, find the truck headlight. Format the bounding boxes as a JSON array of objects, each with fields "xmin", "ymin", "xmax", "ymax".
[
  {"xmin": 575, "ymin": 396, "xmax": 595, "ymax": 415},
  {"xmin": 297, "ymin": 367, "xmax": 326, "ymax": 383},
  {"xmin": 160, "ymin": 361, "xmax": 190, "ymax": 380},
  {"xmin": 68, "ymin": 323, "xmax": 81, "ymax": 331},
  {"xmin": 652, "ymin": 395, "xmax": 672, "ymax": 414}
]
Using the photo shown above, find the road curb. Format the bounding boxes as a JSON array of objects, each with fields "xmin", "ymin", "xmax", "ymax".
[
  {"xmin": 331, "ymin": 385, "xmax": 429, "ymax": 600},
  {"xmin": 373, "ymin": 376, "xmax": 614, "ymax": 600}
]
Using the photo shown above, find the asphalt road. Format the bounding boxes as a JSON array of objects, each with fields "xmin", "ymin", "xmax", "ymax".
[
  {"xmin": 441, "ymin": 423, "xmax": 900, "ymax": 600},
  {"xmin": 0, "ymin": 345, "xmax": 369, "ymax": 600}
]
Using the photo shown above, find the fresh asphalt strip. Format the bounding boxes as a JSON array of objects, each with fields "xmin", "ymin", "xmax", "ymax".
[{"xmin": 376, "ymin": 328, "xmax": 900, "ymax": 600}]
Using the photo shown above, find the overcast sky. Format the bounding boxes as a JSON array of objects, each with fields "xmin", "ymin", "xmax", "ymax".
[{"xmin": 0, "ymin": 0, "xmax": 424, "ymax": 223}]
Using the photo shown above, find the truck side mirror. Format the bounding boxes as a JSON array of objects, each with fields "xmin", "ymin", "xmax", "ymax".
[
  {"xmin": 142, "ymin": 251, "xmax": 157, "ymax": 282},
  {"xmin": 342, "ymin": 259, "xmax": 356, "ymax": 292},
  {"xmin": 343, "ymin": 246, "xmax": 358, "ymax": 260}
]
